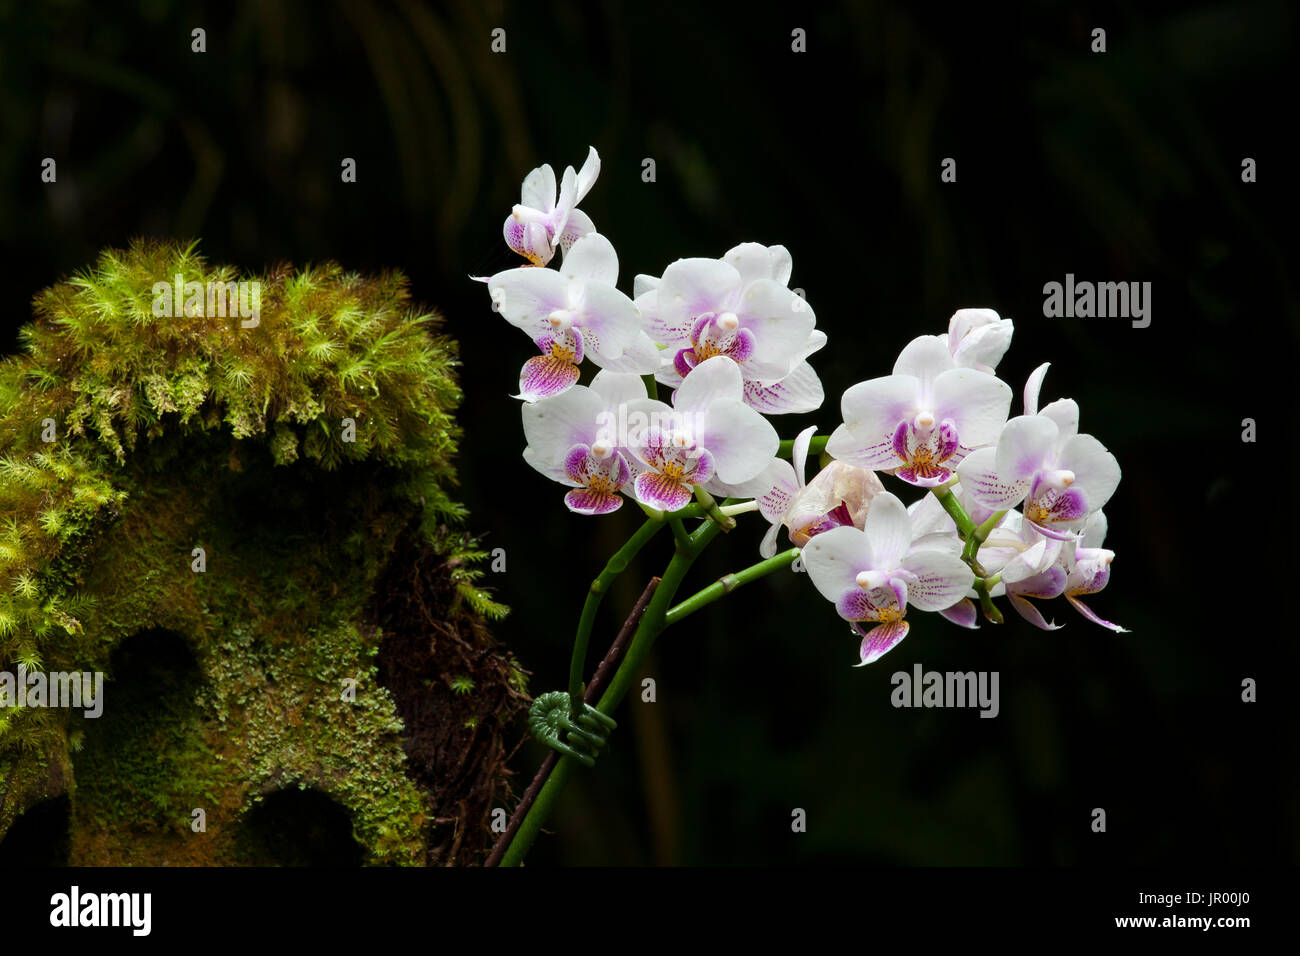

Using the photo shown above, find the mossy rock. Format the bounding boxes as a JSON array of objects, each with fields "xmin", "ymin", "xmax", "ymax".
[{"xmin": 0, "ymin": 240, "xmax": 527, "ymax": 865}]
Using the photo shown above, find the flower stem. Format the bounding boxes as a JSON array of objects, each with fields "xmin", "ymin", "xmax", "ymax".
[
  {"xmin": 777, "ymin": 434, "xmax": 829, "ymax": 458},
  {"xmin": 567, "ymin": 517, "xmax": 663, "ymax": 707},
  {"xmin": 930, "ymin": 483, "xmax": 976, "ymax": 538},
  {"xmin": 693, "ymin": 486, "xmax": 736, "ymax": 532},
  {"xmin": 499, "ymin": 519, "xmax": 724, "ymax": 867},
  {"xmin": 962, "ymin": 510, "xmax": 1005, "ymax": 567},
  {"xmin": 663, "ymin": 547, "xmax": 801, "ymax": 627}
]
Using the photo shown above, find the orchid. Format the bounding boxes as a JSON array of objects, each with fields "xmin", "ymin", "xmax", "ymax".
[
  {"xmin": 503, "ymin": 146, "xmax": 601, "ymax": 266},
  {"xmin": 803, "ymin": 492, "xmax": 976, "ymax": 665},
  {"xmin": 521, "ymin": 371, "xmax": 649, "ymax": 515},
  {"xmin": 827, "ymin": 333, "xmax": 1013, "ymax": 486},
  {"xmin": 622, "ymin": 356, "xmax": 778, "ymax": 511},
  {"xmin": 488, "ymin": 233, "xmax": 660, "ymax": 401},
  {"xmin": 955, "ymin": 367, "xmax": 1120, "ymax": 539},
  {"xmin": 634, "ymin": 243, "xmax": 826, "ymax": 414},
  {"xmin": 478, "ymin": 148, "xmax": 1128, "ymax": 868}
]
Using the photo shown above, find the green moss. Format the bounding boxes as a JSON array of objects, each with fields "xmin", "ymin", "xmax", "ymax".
[{"xmin": 0, "ymin": 240, "xmax": 515, "ymax": 865}]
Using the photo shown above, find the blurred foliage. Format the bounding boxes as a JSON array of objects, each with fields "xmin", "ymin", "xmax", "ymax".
[{"xmin": 0, "ymin": 0, "xmax": 1295, "ymax": 865}]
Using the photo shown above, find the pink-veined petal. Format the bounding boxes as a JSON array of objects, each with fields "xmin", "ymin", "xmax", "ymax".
[
  {"xmin": 898, "ymin": 549, "xmax": 976, "ymax": 611},
  {"xmin": 517, "ymin": 354, "xmax": 581, "ymax": 402},
  {"xmin": 955, "ymin": 447, "xmax": 1029, "ymax": 509},
  {"xmin": 757, "ymin": 458, "xmax": 800, "ymax": 523},
  {"xmin": 633, "ymin": 470, "xmax": 693, "ymax": 511},
  {"xmin": 826, "ymin": 422, "xmax": 888, "ymax": 469},
  {"xmin": 564, "ymin": 485, "xmax": 624, "ymax": 515},
  {"xmin": 743, "ymin": 361, "xmax": 824, "ymax": 415},
  {"xmin": 853, "ymin": 620, "xmax": 910, "ymax": 666}
]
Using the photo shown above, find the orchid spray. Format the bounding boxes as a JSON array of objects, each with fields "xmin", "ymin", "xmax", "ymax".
[{"xmin": 477, "ymin": 148, "xmax": 1125, "ymax": 865}]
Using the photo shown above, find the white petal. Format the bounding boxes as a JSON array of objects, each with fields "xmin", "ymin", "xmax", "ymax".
[
  {"xmin": 791, "ymin": 424, "xmax": 818, "ymax": 486},
  {"xmin": 1039, "ymin": 398, "xmax": 1080, "ymax": 446},
  {"xmin": 899, "ymin": 550, "xmax": 975, "ymax": 611},
  {"xmin": 802, "ymin": 526, "xmax": 873, "ymax": 603},
  {"xmin": 520, "ymin": 163, "xmax": 556, "ymax": 212},
  {"xmin": 932, "ymin": 368, "xmax": 1013, "ymax": 449},
  {"xmin": 674, "ymin": 354, "xmax": 745, "ymax": 415},
  {"xmin": 633, "ymin": 273, "xmax": 661, "ymax": 299},
  {"xmin": 1023, "ymin": 362, "xmax": 1050, "ymax": 415},
  {"xmin": 839, "ymin": 375, "xmax": 919, "ymax": 467},
  {"xmin": 597, "ymin": 332, "xmax": 664, "ymax": 375},
  {"xmin": 574, "ymin": 146, "xmax": 600, "ymax": 203},
  {"xmin": 577, "ymin": 282, "xmax": 641, "ymax": 359},
  {"xmin": 892, "ymin": 335, "xmax": 954, "ymax": 393},
  {"xmin": 700, "ymin": 399, "xmax": 779, "ymax": 483},
  {"xmin": 487, "ymin": 267, "xmax": 570, "ymax": 334},
  {"xmin": 655, "ymin": 257, "xmax": 740, "ymax": 341},
  {"xmin": 737, "ymin": 279, "xmax": 816, "ymax": 370},
  {"xmin": 863, "ymin": 491, "xmax": 911, "ymax": 570},
  {"xmin": 994, "ymin": 415, "xmax": 1058, "ymax": 483},
  {"xmin": 1059, "ymin": 434, "xmax": 1121, "ymax": 513},
  {"xmin": 520, "ymin": 386, "xmax": 605, "ymax": 470},
  {"xmin": 561, "ymin": 232, "xmax": 619, "ymax": 285},
  {"xmin": 590, "ymin": 371, "xmax": 652, "ymax": 409}
]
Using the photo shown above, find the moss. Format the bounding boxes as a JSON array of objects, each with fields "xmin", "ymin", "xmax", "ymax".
[{"xmin": 0, "ymin": 240, "xmax": 522, "ymax": 865}]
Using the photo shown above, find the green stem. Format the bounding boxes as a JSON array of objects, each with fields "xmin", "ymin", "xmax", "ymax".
[
  {"xmin": 566, "ymin": 517, "xmax": 663, "ymax": 706},
  {"xmin": 693, "ymin": 486, "xmax": 736, "ymax": 532},
  {"xmin": 974, "ymin": 575, "xmax": 1004, "ymax": 624},
  {"xmin": 930, "ymin": 483, "xmax": 976, "ymax": 539},
  {"xmin": 641, "ymin": 373, "xmax": 659, "ymax": 399},
  {"xmin": 777, "ymin": 434, "xmax": 829, "ymax": 458},
  {"xmin": 668, "ymin": 516, "xmax": 691, "ymax": 551},
  {"xmin": 962, "ymin": 510, "xmax": 1005, "ymax": 567},
  {"xmin": 664, "ymin": 547, "xmax": 801, "ymax": 627},
  {"xmin": 500, "ymin": 519, "xmax": 724, "ymax": 866}
]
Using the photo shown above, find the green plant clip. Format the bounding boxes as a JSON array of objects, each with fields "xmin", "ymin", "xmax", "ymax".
[{"xmin": 527, "ymin": 691, "xmax": 617, "ymax": 768}]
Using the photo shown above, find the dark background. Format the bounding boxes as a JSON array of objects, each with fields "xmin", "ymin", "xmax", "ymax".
[{"xmin": 0, "ymin": 0, "xmax": 1295, "ymax": 865}]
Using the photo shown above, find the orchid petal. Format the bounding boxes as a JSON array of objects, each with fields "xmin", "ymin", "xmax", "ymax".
[{"xmin": 853, "ymin": 620, "xmax": 910, "ymax": 666}]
